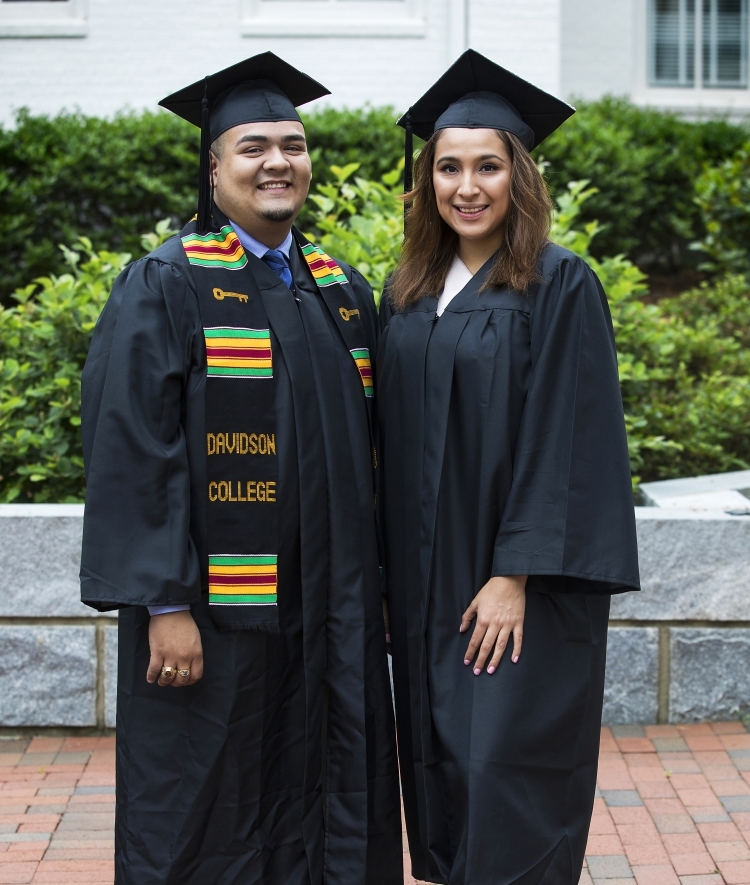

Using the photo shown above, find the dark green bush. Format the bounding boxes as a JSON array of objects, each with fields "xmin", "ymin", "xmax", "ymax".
[
  {"xmin": 0, "ymin": 106, "xmax": 404, "ymax": 304},
  {"xmin": 692, "ymin": 142, "xmax": 750, "ymax": 278},
  {"xmin": 1, "ymin": 99, "xmax": 748, "ymax": 305},
  {"xmin": 0, "ymin": 109, "xmax": 200, "ymax": 304},
  {"xmin": 2, "ymin": 172, "xmax": 749, "ymax": 502},
  {"xmin": 301, "ymin": 105, "xmax": 403, "ymax": 187},
  {"xmin": 0, "ymin": 224, "xmax": 175, "ymax": 503},
  {"xmin": 0, "ymin": 241, "xmax": 129, "ymax": 502},
  {"xmin": 539, "ymin": 97, "xmax": 749, "ymax": 270},
  {"xmin": 552, "ymin": 182, "xmax": 750, "ymax": 483},
  {"xmin": 619, "ymin": 275, "xmax": 750, "ymax": 480}
]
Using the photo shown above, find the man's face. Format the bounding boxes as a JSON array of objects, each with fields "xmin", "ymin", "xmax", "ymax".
[{"xmin": 210, "ymin": 120, "xmax": 312, "ymax": 238}]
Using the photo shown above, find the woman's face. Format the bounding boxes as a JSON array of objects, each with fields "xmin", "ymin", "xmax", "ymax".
[{"xmin": 432, "ymin": 128, "xmax": 512, "ymax": 248}]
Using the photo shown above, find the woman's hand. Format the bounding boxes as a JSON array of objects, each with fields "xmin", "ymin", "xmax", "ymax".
[
  {"xmin": 460, "ymin": 575, "xmax": 527, "ymax": 674},
  {"xmin": 146, "ymin": 610, "xmax": 204, "ymax": 687}
]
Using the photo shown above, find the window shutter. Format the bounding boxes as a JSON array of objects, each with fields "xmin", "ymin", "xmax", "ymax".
[
  {"xmin": 703, "ymin": 0, "xmax": 748, "ymax": 87},
  {"xmin": 650, "ymin": 0, "xmax": 697, "ymax": 86}
]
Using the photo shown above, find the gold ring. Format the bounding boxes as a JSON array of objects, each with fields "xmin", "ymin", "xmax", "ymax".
[
  {"xmin": 177, "ymin": 669, "xmax": 190, "ymax": 678},
  {"xmin": 161, "ymin": 666, "xmax": 176, "ymax": 679}
]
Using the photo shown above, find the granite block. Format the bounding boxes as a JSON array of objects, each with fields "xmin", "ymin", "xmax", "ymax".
[
  {"xmin": 603, "ymin": 628, "xmax": 659, "ymax": 725},
  {"xmin": 0, "ymin": 505, "xmax": 115, "ymax": 618},
  {"xmin": 104, "ymin": 625, "xmax": 118, "ymax": 729},
  {"xmin": 640, "ymin": 470, "xmax": 750, "ymax": 501},
  {"xmin": 0, "ymin": 625, "xmax": 96, "ymax": 726},
  {"xmin": 611, "ymin": 512, "xmax": 750, "ymax": 622},
  {"xmin": 670, "ymin": 629, "xmax": 750, "ymax": 722}
]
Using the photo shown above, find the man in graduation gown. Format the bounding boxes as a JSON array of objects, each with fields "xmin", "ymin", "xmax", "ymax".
[{"xmin": 79, "ymin": 52, "xmax": 402, "ymax": 885}]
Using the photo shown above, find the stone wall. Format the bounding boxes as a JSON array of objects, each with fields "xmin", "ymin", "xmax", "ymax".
[
  {"xmin": 0, "ymin": 505, "xmax": 116, "ymax": 730},
  {"xmin": 0, "ymin": 502, "xmax": 748, "ymax": 728},
  {"xmin": 605, "ymin": 509, "xmax": 750, "ymax": 724}
]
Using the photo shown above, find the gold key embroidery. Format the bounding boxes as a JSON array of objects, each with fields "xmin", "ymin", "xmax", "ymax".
[{"xmin": 213, "ymin": 288, "xmax": 249, "ymax": 303}]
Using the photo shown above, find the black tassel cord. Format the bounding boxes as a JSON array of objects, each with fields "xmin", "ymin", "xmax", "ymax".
[
  {"xmin": 403, "ymin": 110, "xmax": 413, "ymax": 227},
  {"xmin": 197, "ymin": 77, "xmax": 212, "ymax": 234}
]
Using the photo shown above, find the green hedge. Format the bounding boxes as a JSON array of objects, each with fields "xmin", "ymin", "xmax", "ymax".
[
  {"xmin": 0, "ymin": 110, "xmax": 199, "ymax": 304},
  {"xmin": 1, "ymin": 166, "xmax": 748, "ymax": 503},
  {"xmin": 539, "ymin": 97, "xmax": 749, "ymax": 269},
  {"xmin": 1, "ymin": 100, "xmax": 748, "ymax": 304},
  {"xmin": 692, "ymin": 140, "xmax": 750, "ymax": 278},
  {"xmin": 0, "ymin": 106, "xmax": 402, "ymax": 304}
]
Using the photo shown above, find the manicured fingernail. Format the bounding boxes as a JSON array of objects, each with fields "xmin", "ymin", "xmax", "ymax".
[
  {"xmin": 487, "ymin": 666, "xmax": 495, "ymax": 674},
  {"xmin": 464, "ymin": 659, "xmax": 471, "ymax": 666},
  {"xmin": 513, "ymin": 656, "xmax": 519, "ymax": 663},
  {"xmin": 459, "ymin": 625, "xmax": 464, "ymax": 632},
  {"xmin": 385, "ymin": 634, "xmax": 391, "ymax": 643},
  {"xmin": 473, "ymin": 668, "xmax": 481, "ymax": 676}
]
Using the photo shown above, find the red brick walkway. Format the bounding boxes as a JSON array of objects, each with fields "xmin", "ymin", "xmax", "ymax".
[
  {"xmin": 2, "ymin": 722, "xmax": 749, "ymax": 884},
  {"xmin": 0, "ymin": 736, "xmax": 114, "ymax": 884}
]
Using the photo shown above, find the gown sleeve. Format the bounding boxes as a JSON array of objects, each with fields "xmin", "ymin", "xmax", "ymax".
[
  {"xmin": 79, "ymin": 255, "xmax": 205, "ymax": 611},
  {"xmin": 491, "ymin": 250, "xmax": 640, "ymax": 593}
]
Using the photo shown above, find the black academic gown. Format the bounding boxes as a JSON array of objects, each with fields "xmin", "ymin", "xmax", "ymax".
[
  {"xmin": 80, "ymin": 231, "xmax": 402, "ymax": 885},
  {"xmin": 378, "ymin": 244, "xmax": 640, "ymax": 885}
]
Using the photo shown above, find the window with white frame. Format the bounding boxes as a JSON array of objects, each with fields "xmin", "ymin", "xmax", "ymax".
[
  {"xmin": 649, "ymin": 0, "xmax": 748, "ymax": 88},
  {"xmin": 0, "ymin": 0, "xmax": 88, "ymax": 37},
  {"xmin": 240, "ymin": 0, "xmax": 426, "ymax": 38}
]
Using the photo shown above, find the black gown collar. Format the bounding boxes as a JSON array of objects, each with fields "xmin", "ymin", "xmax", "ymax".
[{"xmin": 406, "ymin": 251, "xmax": 531, "ymax": 315}]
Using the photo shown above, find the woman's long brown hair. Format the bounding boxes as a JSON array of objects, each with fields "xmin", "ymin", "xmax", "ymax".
[{"xmin": 388, "ymin": 129, "xmax": 553, "ymax": 311}]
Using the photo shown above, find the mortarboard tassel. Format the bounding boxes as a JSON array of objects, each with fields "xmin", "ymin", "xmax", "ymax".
[
  {"xmin": 197, "ymin": 77, "xmax": 212, "ymax": 234},
  {"xmin": 403, "ymin": 110, "xmax": 413, "ymax": 226}
]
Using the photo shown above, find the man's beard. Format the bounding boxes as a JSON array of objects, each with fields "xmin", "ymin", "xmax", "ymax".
[{"xmin": 261, "ymin": 207, "xmax": 295, "ymax": 222}]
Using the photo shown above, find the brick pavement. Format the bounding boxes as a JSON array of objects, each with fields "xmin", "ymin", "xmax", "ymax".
[
  {"xmin": 2, "ymin": 722, "xmax": 749, "ymax": 884},
  {"xmin": 0, "ymin": 735, "xmax": 114, "ymax": 885}
]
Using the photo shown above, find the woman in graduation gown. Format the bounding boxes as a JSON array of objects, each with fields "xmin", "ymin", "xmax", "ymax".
[{"xmin": 378, "ymin": 50, "xmax": 640, "ymax": 885}]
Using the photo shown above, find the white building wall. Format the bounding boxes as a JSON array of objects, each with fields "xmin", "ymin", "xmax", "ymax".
[
  {"xmin": 468, "ymin": 0, "xmax": 562, "ymax": 97},
  {"xmin": 559, "ymin": 0, "xmax": 750, "ymax": 118},
  {"xmin": 0, "ymin": 0, "xmax": 568, "ymax": 126},
  {"xmin": 0, "ymin": 0, "xmax": 473, "ymax": 125},
  {"xmin": 2, "ymin": 0, "xmax": 746, "ymax": 125},
  {"xmin": 560, "ymin": 0, "xmax": 635, "ymax": 100}
]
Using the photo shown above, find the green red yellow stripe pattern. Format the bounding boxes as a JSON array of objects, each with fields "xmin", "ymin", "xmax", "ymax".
[
  {"xmin": 301, "ymin": 243, "xmax": 348, "ymax": 287},
  {"xmin": 351, "ymin": 348, "xmax": 373, "ymax": 398},
  {"xmin": 204, "ymin": 327, "xmax": 272, "ymax": 378},
  {"xmin": 208, "ymin": 554, "xmax": 277, "ymax": 605},
  {"xmin": 182, "ymin": 226, "xmax": 247, "ymax": 269}
]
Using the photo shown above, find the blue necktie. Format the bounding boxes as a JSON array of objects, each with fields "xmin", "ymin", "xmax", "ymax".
[{"xmin": 262, "ymin": 249, "xmax": 294, "ymax": 291}]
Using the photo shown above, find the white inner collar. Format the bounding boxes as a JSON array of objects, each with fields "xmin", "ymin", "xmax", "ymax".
[{"xmin": 436, "ymin": 254, "xmax": 474, "ymax": 316}]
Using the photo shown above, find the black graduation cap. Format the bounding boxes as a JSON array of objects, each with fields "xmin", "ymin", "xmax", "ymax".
[
  {"xmin": 397, "ymin": 49, "xmax": 575, "ymax": 191},
  {"xmin": 159, "ymin": 52, "xmax": 330, "ymax": 233}
]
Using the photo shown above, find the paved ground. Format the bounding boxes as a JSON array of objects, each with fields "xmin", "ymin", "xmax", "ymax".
[{"xmin": 1, "ymin": 721, "xmax": 749, "ymax": 884}]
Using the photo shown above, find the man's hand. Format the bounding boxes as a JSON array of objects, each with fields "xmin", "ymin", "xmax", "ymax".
[
  {"xmin": 460, "ymin": 575, "xmax": 527, "ymax": 675},
  {"xmin": 146, "ymin": 610, "xmax": 204, "ymax": 687}
]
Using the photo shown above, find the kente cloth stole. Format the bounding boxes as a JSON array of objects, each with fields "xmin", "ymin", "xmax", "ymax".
[{"xmin": 180, "ymin": 218, "xmax": 375, "ymax": 631}]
